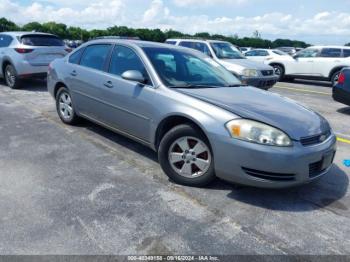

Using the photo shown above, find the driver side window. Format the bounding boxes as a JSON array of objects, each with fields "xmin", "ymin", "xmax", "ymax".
[
  {"xmin": 109, "ymin": 45, "xmax": 151, "ymax": 84},
  {"xmin": 296, "ymin": 49, "xmax": 319, "ymax": 58}
]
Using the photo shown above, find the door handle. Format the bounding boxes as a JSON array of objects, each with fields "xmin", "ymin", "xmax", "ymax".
[
  {"xmin": 104, "ymin": 81, "xmax": 113, "ymax": 88},
  {"xmin": 334, "ymin": 60, "xmax": 341, "ymax": 63},
  {"xmin": 70, "ymin": 70, "xmax": 77, "ymax": 76}
]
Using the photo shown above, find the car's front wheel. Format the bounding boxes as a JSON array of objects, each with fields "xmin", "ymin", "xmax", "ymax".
[
  {"xmin": 56, "ymin": 87, "xmax": 79, "ymax": 125},
  {"xmin": 4, "ymin": 64, "xmax": 21, "ymax": 89},
  {"xmin": 272, "ymin": 64, "xmax": 284, "ymax": 81},
  {"xmin": 158, "ymin": 124, "xmax": 215, "ymax": 187}
]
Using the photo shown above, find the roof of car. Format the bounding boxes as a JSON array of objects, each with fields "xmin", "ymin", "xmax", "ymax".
[
  {"xmin": 1, "ymin": 31, "xmax": 57, "ymax": 37},
  {"xmin": 310, "ymin": 45, "xmax": 350, "ymax": 49},
  {"xmin": 86, "ymin": 39, "xmax": 195, "ymax": 50},
  {"xmin": 166, "ymin": 38, "xmax": 230, "ymax": 44}
]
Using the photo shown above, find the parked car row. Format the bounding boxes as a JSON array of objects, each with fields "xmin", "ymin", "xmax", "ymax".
[{"xmin": 0, "ymin": 32, "xmax": 347, "ymax": 189}]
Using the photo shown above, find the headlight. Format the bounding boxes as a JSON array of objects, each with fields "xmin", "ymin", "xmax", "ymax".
[
  {"xmin": 226, "ymin": 119, "xmax": 292, "ymax": 147},
  {"xmin": 242, "ymin": 69, "xmax": 259, "ymax": 77}
]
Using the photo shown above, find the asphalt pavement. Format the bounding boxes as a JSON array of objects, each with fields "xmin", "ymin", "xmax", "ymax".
[{"xmin": 0, "ymin": 79, "xmax": 349, "ymax": 255}]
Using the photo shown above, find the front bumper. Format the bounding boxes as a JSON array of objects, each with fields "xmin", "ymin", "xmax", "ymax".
[
  {"xmin": 333, "ymin": 86, "xmax": 350, "ymax": 106},
  {"xmin": 241, "ymin": 75, "xmax": 279, "ymax": 90},
  {"xmin": 210, "ymin": 133, "xmax": 337, "ymax": 188}
]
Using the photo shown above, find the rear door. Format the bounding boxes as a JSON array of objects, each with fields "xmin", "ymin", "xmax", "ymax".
[
  {"xmin": 20, "ymin": 34, "xmax": 68, "ymax": 66},
  {"xmin": 68, "ymin": 44, "xmax": 113, "ymax": 119},
  {"xmin": 0, "ymin": 34, "xmax": 13, "ymax": 76}
]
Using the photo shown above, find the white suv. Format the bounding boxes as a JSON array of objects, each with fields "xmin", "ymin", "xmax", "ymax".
[
  {"xmin": 166, "ymin": 39, "xmax": 278, "ymax": 90},
  {"xmin": 266, "ymin": 46, "xmax": 350, "ymax": 86}
]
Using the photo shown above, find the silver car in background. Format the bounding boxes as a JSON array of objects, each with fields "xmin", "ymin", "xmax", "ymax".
[
  {"xmin": 0, "ymin": 32, "xmax": 68, "ymax": 89},
  {"xmin": 166, "ymin": 39, "xmax": 278, "ymax": 90},
  {"xmin": 48, "ymin": 39, "xmax": 336, "ymax": 188}
]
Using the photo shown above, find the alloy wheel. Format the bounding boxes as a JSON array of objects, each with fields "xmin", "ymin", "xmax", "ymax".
[{"xmin": 168, "ymin": 136, "xmax": 212, "ymax": 178}]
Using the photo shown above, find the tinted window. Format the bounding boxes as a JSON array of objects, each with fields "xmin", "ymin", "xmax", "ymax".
[
  {"xmin": 320, "ymin": 48, "xmax": 342, "ymax": 58},
  {"xmin": 21, "ymin": 35, "xmax": 64, "ymax": 46},
  {"xmin": 179, "ymin": 41, "xmax": 211, "ymax": 56},
  {"xmin": 68, "ymin": 48, "xmax": 85, "ymax": 64},
  {"xmin": 165, "ymin": 41, "xmax": 177, "ymax": 45},
  {"xmin": 296, "ymin": 48, "xmax": 319, "ymax": 58},
  {"xmin": 343, "ymin": 49, "xmax": 350, "ymax": 58},
  {"xmin": 0, "ymin": 35, "xmax": 13, "ymax": 47},
  {"xmin": 245, "ymin": 50, "xmax": 257, "ymax": 56},
  {"xmin": 80, "ymin": 44, "xmax": 111, "ymax": 71},
  {"xmin": 142, "ymin": 47, "xmax": 241, "ymax": 88},
  {"xmin": 109, "ymin": 45, "xmax": 150, "ymax": 82},
  {"xmin": 210, "ymin": 42, "xmax": 245, "ymax": 59},
  {"xmin": 272, "ymin": 50, "xmax": 288, "ymax": 55}
]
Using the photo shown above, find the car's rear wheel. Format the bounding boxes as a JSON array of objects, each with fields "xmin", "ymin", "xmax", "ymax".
[
  {"xmin": 56, "ymin": 87, "xmax": 79, "ymax": 125},
  {"xmin": 158, "ymin": 124, "xmax": 215, "ymax": 187},
  {"xmin": 272, "ymin": 64, "xmax": 284, "ymax": 81},
  {"xmin": 4, "ymin": 64, "xmax": 21, "ymax": 89},
  {"xmin": 331, "ymin": 70, "xmax": 341, "ymax": 87}
]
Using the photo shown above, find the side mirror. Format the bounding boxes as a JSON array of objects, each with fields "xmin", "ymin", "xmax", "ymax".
[{"xmin": 121, "ymin": 70, "xmax": 146, "ymax": 84}]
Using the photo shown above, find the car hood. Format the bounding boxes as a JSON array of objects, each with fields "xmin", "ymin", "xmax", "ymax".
[
  {"xmin": 177, "ymin": 87, "xmax": 330, "ymax": 140},
  {"xmin": 218, "ymin": 58, "xmax": 273, "ymax": 72}
]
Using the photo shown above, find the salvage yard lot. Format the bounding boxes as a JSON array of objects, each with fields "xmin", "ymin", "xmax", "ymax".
[{"xmin": 0, "ymin": 79, "xmax": 349, "ymax": 254}]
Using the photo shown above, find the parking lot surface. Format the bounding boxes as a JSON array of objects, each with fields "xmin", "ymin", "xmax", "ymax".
[{"xmin": 0, "ymin": 79, "xmax": 349, "ymax": 255}]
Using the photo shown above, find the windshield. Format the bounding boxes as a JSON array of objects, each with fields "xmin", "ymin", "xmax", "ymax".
[
  {"xmin": 21, "ymin": 35, "xmax": 64, "ymax": 47},
  {"xmin": 210, "ymin": 42, "xmax": 245, "ymax": 59},
  {"xmin": 142, "ymin": 47, "xmax": 241, "ymax": 88}
]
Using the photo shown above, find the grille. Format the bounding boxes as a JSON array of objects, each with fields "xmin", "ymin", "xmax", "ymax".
[
  {"xmin": 300, "ymin": 131, "xmax": 331, "ymax": 146},
  {"xmin": 261, "ymin": 70, "xmax": 274, "ymax": 76},
  {"xmin": 309, "ymin": 160, "xmax": 324, "ymax": 178},
  {"xmin": 257, "ymin": 80, "xmax": 276, "ymax": 88},
  {"xmin": 242, "ymin": 167, "xmax": 296, "ymax": 181}
]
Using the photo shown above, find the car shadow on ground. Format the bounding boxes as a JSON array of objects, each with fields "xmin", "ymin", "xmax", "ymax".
[
  {"xmin": 284, "ymin": 79, "xmax": 332, "ymax": 88},
  {"xmin": 0, "ymin": 79, "xmax": 47, "ymax": 92},
  {"xmin": 75, "ymin": 117, "xmax": 348, "ymax": 213},
  {"xmin": 209, "ymin": 164, "xmax": 349, "ymax": 212},
  {"xmin": 337, "ymin": 107, "xmax": 350, "ymax": 115}
]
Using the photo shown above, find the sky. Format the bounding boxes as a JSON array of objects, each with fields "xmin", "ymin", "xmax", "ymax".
[{"xmin": 1, "ymin": 0, "xmax": 350, "ymax": 45}]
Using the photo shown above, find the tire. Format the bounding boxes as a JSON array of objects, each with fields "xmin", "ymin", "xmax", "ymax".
[
  {"xmin": 56, "ymin": 86, "xmax": 79, "ymax": 125},
  {"xmin": 158, "ymin": 124, "xmax": 216, "ymax": 187},
  {"xmin": 331, "ymin": 70, "xmax": 341, "ymax": 87},
  {"xmin": 272, "ymin": 64, "xmax": 284, "ymax": 81},
  {"xmin": 4, "ymin": 64, "xmax": 21, "ymax": 89}
]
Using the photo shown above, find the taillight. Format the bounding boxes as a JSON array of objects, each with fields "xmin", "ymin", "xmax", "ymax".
[
  {"xmin": 14, "ymin": 48, "xmax": 34, "ymax": 54},
  {"xmin": 338, "ymin": 72, "xmax": 345, "ymax": 84}
]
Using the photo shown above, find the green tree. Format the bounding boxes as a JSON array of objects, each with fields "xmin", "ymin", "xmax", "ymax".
[
  {"xmin": 22, "ymin": 22, "xmax": 43, "ymax": 32},
  {"xmin": 0, "ymin": 17, "xmax": 19, "ymax": 32}
]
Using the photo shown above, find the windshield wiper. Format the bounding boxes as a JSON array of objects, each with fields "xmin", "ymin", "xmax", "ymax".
[{"xmin": 168, "ymin": 84, "xmax": 217, "ymax": 89}]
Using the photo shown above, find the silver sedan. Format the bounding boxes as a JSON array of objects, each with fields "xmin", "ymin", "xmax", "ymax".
[{"xmin": 47, "ymin": 39, "xmax": 337, "ymax": 188}]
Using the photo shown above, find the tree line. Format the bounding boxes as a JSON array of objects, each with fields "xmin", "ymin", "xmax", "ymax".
[{"xmin": 0, "ymin": 17, "xmax": 315, "ymax": 48}]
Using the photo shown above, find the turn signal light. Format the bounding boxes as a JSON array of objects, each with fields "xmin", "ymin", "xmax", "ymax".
[
  {"xmin": 338, "ymin": 73, "xmax": 345, "ymax": 84},
  {"xmin": 14, "ymin": 48, "xmax": 34, "ymax": 54}
]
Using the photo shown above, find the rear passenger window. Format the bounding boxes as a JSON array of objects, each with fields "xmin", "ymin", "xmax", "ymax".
[
  {"xmin": 0, "ymin": 35, "xmax": 13, "ymax": 47},
  {"xmin": 109, "ymin": 45, "xmax": 150, "ymax": 83},
  {"xmin": 320, "ymin": 48, "xmax": 342, "ymax": 58},
  {"xmin": 343, "ymin": 49, "xmax": 350, "ymax": 58},
  {"xmin": 80, "ymin": 44, "xmax": 111, "ymax": 71},
  {"xmin": 68, "ymin": 48, "xmax": 84, "ymax": 64}
]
